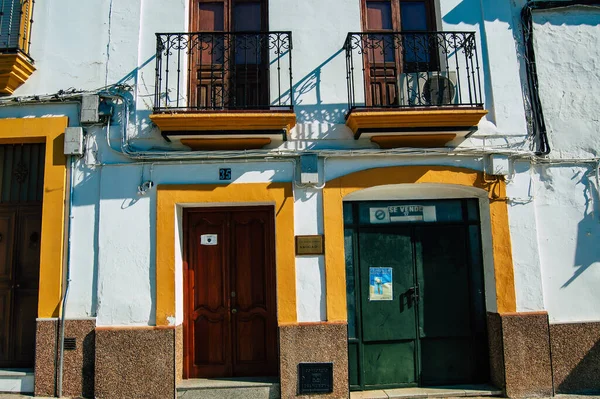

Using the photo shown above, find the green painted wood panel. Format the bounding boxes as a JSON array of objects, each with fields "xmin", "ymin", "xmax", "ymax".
[
  {"xmin": 345, "ymin": 200, "xmax": 488, "ymax": 390},
  {"xmin": 359, "ymin": 228, "xmax": 416, "ymax": 343}
]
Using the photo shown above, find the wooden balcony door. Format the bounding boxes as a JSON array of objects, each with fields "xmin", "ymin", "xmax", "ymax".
[
  {"xmin": 184, "ymin": 207, "xmax": 278, "ymax": 378},
  {"xmin": 0, "ymin": 144, "xmax": 44, "ymax": 368},
  {"xmin": 190, "ymin": 0, "xmax": 269, "ymax": 110},
  {"xmin": 360, "ymin": 0, "xmax": 436, "ymax": 106}
]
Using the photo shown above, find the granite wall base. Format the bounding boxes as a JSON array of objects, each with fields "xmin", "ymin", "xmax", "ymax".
[
  {"xmin": 176, "ymin": 323, "xmax": 183, "ymax": 383},
  {"xmin": 550, "ymin": 322, "xmax": 600, "ymax": 394},
  {"xmin": 486, "ymin": 312, "xmax": 553, "ymax": 398},
  {"xmin": 34, "ymin": 318, "xmax": 96, "ymax": 398},
  {"xmin": 94, "ymin": 326, "xmax": 175, "ymax": 399},
  {"xmin": 34, "ymin": 318, "xmax": 57, "ymax": 397},
  {"xmin": 487, "ymin": 312, "xmax": 505, "ymax": 390},
  {"xmin": 279, "ymin": 322, "xmax": 348, "ymax": 399}
]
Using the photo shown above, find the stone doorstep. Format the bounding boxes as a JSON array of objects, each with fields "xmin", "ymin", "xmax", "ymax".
[
  {"xmin": 350, "ymin": 385, "xmax": 503, "ymax": 399},
  {"xmin": 177, "ymin": 378, "xmax": 280, "ymax": 399},
  {"xmin": 0, "ymin": 369, "xmax": 34, "ymax": 395},
  {"xmin": 177, "ymin": 377, "xmax": 280, "ymax": 390}
]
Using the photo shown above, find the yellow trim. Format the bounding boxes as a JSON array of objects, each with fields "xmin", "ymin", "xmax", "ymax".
[
  {"xmin": 346, "ymin": 109, "xmax": 488, "ymax": 134},
  {"xmin": 0, "ymin": 52, "xmax": 36, "ymax": 95},
  {"xmin": 323, "ymin": 165, "xmax": 516, "ymax": 321},
  {"xmin": 156, "ymin": 183, "xmax": 296, "ymax": 326},
  {"xmin": 150, "ymin": 112, "xmax": 297, "ymax": 133},
  {"xmin": 0, "ymin": 117, "xmax": 68, "ymax": 318},
  {"xmin": 19, "ymin": 0, "xmax": 34, "ymax": 54}
]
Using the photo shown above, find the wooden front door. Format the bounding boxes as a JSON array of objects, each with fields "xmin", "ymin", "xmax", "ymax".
[
  {"xmin": 345, "ymin": 199, "xmax": 489, "ymax": 390},
  {"xmin": 184, "ymin": 207, "xmax": 278, "ymax": 378},
  {"xmin": 0, "ymin": 143, "xmax": 45, "ymax": 368}
]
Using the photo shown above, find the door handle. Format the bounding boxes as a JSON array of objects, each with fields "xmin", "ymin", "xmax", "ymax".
[
  {"xmin": 407, "ymin": 286, "xmax": 420, "ymax": 302},
  {"xmin": 231, "ymin": 308, "xmax": 237, "ymax": 314}
]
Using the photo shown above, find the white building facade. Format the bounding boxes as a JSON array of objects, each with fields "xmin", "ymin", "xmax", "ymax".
[{"xmin": 0, "ymin": 0, "xmax": 598, "ymax": 398}]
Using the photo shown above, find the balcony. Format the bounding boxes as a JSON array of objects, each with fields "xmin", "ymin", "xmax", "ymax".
[
  {"xmin": 150, "ymin": 31, "xmax": 296, "ymax": 150},
  {"xmin": 0, "ymin": 0, "xmax": 36, "ymax": 95},
  {"xmin": 344, "ymin": 31, "xmax": 488, "ymax": 147}
]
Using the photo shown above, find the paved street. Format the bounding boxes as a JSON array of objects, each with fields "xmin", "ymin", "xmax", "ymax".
[{"xmin": 1, "ymin": 395, "xmax": 600, "ymax": 399}]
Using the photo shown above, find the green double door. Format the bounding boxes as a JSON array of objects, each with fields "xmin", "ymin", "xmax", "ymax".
[{"xmin": 345, "ymin": 200, "xmax": 489, "ymax": 390}]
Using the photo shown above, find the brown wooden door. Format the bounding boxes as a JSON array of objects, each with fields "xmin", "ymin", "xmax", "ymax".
[
  {"xmin": 189, "ymin": 0, "xmax": 268, "ymax": 109},
  {"xmin": 184, "ymin": 207, "xmax": 278, "ymax": 378},
  {"xmin": 0, "ymin": 144, "xmax": 45, "ymax": 367},
  {"xmin": 0, "ymin": 143, "xmax": 44, "ymax": 368},
  {"xmin": 361, "ymin": 0, "xmax": 436, "ymax": 106}
]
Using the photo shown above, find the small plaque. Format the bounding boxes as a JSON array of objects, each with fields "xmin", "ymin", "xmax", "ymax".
[
  {"xmin": 298, "ymin": 362, "xmax": 333, "ymax": 394},
  {"xmin": 295, "ymin": 235, "xmax": 324, "ymax": 255},
  {"xmin": 201, "ymin": 234, "xmax": 218, "ymax": 245}
]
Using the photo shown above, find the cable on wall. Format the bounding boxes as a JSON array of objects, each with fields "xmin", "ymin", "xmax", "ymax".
[{"xmin": 521, "ymin": 0, "xmax": 600, "ymax": 156}]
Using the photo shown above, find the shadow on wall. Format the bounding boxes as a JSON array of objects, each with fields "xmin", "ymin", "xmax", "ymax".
[
  {"xmin": 274, "ymin": 48, "xmax": 349, "ymax": 139},
  {"xmin": 558, "ymin": 335, "xmax": 600, "ymax": 394},
  {"xmin": 444, "ymin": 0, "xmax": 599, "ymax": 26},
  {"xmin": 444, "ymin": 0, "xmax": 600, "ymax": 128},
  {"xmin": 563, "ymin": 170, "xmax": 600, "ymax": 287}
]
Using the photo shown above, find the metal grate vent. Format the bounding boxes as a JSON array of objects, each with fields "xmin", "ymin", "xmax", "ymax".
[{"xmin": 64, "ymin": 337, "xmax": 77, "ymax": 351}]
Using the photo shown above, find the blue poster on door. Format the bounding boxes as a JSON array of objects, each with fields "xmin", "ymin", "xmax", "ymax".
[{"xmin": 369, "ymin": 267, "xmax": 393, "ymax": 301}]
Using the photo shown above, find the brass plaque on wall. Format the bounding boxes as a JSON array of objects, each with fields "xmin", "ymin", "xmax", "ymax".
[{"xmin": 295, "ymin": 235, "xmax": 324, "ymax": 255}]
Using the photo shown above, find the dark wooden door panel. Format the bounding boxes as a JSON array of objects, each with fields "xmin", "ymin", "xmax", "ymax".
[
  {"xmin": 184, "ymin": 207, "xmax": 277, "ymax": 379},
  {"xmin": 188, "ymin": 211, "xmax": 231, "ymax": 377},
  {"xmin": 0, "ymin": 208, "xmax": 16, "ymax": 281},
  {"xmin": 189, "ymin": 0, "xmax": 268, "ymax": 110},
  {"xmin": 230, "ymin": 210, "xmax": 277, "ymax": 376},
  {"xmin": 15, "ymin": 206, "xmax": 41, "ymax": 289},
  {"xmin": 0, "ymin": 288, "xmax": 11, "ymax": 363},
  {"xmin": 0, "ymin": 145, "xmax": 44, "ymax": 368},
  {"xmin": 11, "ymin": 289, "xmax": 37, "ymax": 365}
]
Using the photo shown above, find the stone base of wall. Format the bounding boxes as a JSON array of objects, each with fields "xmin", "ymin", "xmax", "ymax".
[
  {"xmin": 34, "ymin": 318, "xmax": 57, "ymax": 397},
  {"xmin": 550, "ymin": 322, "xmax": 600, "ymax": 394},
  {"xmin": 176, "ymin": 324, "xmax": 183, "ymax": 383},
  {"xmin": 487, "ymin": 312, "xmax": 505, "ymax": 390},
  {"xmin": 279, "ymin": 322, "xmax": 348, "ymax": 399},
  {"xmin": 486, "ymin": 312, "xmax": 553, "ymax": 398},
  {"xmin": 34, "ymin": 318, "xmax": 96, "ymax": 398},
  {"xmin": 95, "ymin": 326, "xmax": 175, "ymax": 399}
]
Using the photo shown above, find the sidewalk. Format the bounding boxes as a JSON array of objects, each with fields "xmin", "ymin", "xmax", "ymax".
[{"xmin": 2, "ymin": 396, "xmax": 600, "ymax": 399}]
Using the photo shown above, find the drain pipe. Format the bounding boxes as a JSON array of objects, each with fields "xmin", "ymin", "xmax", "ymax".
[{"xmin": 56, "ymin": 155, "xmax": 75, "ymax": 398}]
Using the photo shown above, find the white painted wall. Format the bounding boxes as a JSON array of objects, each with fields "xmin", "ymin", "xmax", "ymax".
[
  {"xmin": 533, "ymin": 164, "xmax": 600, "ymax": 323},
  {"xmin": 15, "ymin": 0, "xmax": 521, "ymax": 149},
  {"xmin": 532, "ymin": 7, "xmax": 600, "ymax": 159},
  {"xmin": 1, "ymin": 0, "xmax": 599, "ymax": 326}
]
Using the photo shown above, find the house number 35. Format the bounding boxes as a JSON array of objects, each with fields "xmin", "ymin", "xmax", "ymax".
[{"xmin": 219, "ymin": 168, "xmax": 232, "ymax": 181}]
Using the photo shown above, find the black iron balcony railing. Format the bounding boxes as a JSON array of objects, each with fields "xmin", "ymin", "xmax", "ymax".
[
  {"xmin": 154, "ymin": 31, "xmax": 293, "ymax": 112},
  {"xmin": 0, "ymin": 0, "xmax": 35, "ymax": 57},
  {"xmin": 344, "ymin": 31, "xmax": 483, "ymax": 110}
]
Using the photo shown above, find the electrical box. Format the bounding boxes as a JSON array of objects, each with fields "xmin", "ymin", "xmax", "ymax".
[
  {"xmin": 80, "ymin": 95, "xmax": 99, "ymax": 124},
  {"xmin": 64, "ymin": 127, "xmax": 84, "ymax": 155},
  {"xmin": 300, "ymin": 154, "xmax": 319, "ymax": 184},
  {"xmin": 485, "ymin": 154, "xmax": 510, "ymax": 176}
]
